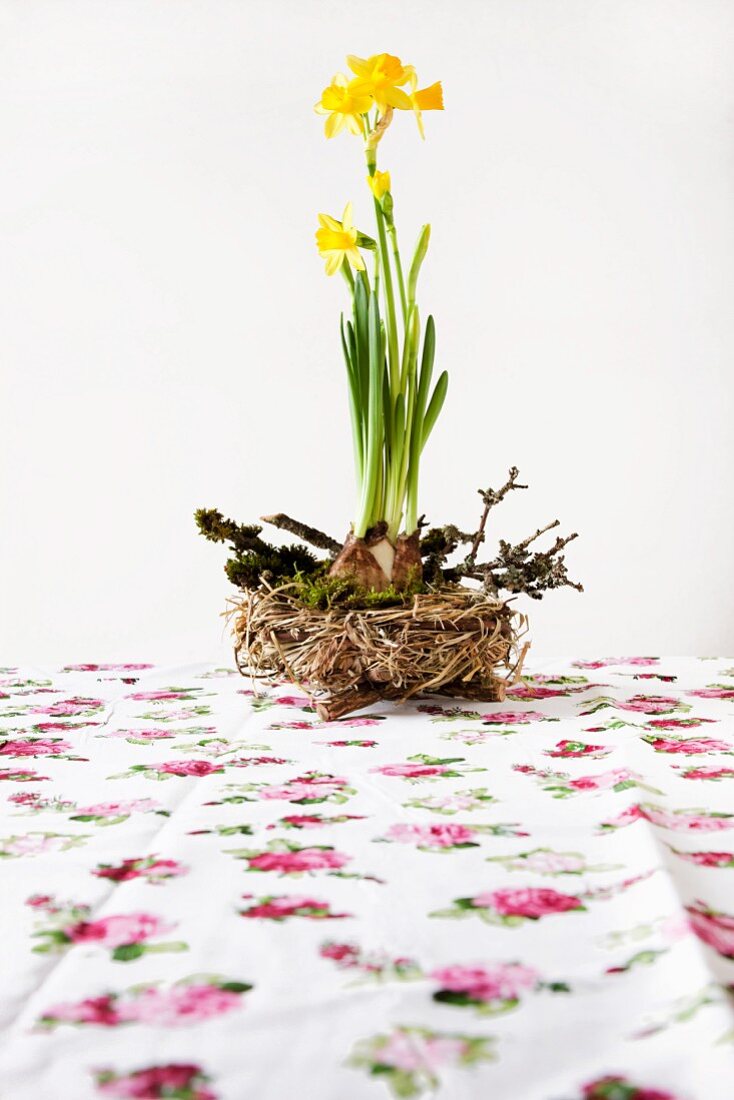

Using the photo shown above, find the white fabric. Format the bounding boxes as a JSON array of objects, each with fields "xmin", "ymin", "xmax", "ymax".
[{"xmin": 0, "ymin": 657, "xmax": 733, "ymax": 1099}]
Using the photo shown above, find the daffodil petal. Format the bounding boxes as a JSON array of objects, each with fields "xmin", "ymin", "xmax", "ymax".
[
  {"xmin": 384, "ymin": 86, "xmax": 412, "ymax": 111},
  {"xmin": 415, "ymin": 81, "xmax": 444, "ymax": 111}
]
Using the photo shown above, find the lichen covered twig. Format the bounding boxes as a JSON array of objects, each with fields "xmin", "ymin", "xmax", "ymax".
[
  {"xmin": 260, "ymin": 514, "xmax": 341, "ymax": 555},
  {"xmin": 419, "ymin": 468, "xmax": 582, "ymax": 600}
]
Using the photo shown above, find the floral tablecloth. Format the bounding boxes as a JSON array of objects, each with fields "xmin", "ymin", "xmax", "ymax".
[{"xmin": 1, "ymin": 657, "xmax": 733, "ymax": 1099}]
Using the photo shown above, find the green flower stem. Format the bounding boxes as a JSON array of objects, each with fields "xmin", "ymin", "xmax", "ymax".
[
  {"xmin": 387, "ymin": 222, "xmax": 407, "ymax": 321},
  {"xmin": 366, "ymin": 149, "xmax": 399, "ymax": 401},
  {"xmin": 340, "ymin": 262, "xmax": 355, "ymax": 294},
  {"xmin": 353, "ymin": 289, "xmax": 384, "ymax": 538},
  {"xmin": 342, "ymin": 117, "xmax": 444, "ymax": 546}
]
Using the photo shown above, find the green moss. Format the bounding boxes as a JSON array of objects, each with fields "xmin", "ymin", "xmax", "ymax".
[
  {"xmin": 195, "ymin": 507, "xmax": 323, "ymax": 590},
  {"xmin": 287, "ymin": 571, "xmax": 427, "ymax": 611}
]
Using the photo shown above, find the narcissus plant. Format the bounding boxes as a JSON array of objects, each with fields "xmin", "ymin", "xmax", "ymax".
[
  {"xmin": 195, "ymin": 50, "xmax": 581, "ymax": 719},
  {"xmin": 314, "ymin": 52, "xmax": 447, "ymax": 591}
]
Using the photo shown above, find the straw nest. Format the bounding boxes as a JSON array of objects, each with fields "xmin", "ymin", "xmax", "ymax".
[{"xmin": 231, "ymin": 582, "xmax": 529, "ymax": 721}]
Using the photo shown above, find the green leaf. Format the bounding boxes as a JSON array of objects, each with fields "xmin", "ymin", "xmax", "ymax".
[
  {"xmin": 112, "ymin": 943, "xmax": 146, "ymax": 962},
  {"xmin": 354, "ymin": 291, "xmax": 384, "ymax": 536},
  {"xmin": 219, "ymin": 981, "xmax": 253, "ymax": 993},
  {"xmin": 421, "ymin": 370, "xmax": 448, "ymax": 448},
  {"xmin": 407, "ymin": 223, "xmax": 431, "ymax": 304}
]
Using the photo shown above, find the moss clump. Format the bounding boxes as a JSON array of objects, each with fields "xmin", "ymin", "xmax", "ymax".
[
  {"xmin": 195, "ymin": 508, "xmax": 322, "ymax": 590},
  {"xmin": 287, "ymin": 571, "xmax": 427, "ymax": 612}
]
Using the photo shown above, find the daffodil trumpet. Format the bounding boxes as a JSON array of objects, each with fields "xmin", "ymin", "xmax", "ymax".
[{"xmin": 314, "ymin": 53, "xmax": 447, "ymax": 591}]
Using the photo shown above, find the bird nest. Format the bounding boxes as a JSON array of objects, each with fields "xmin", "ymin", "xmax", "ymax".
[{"xmin": 231, "ymin": 582, "xmax": 529, "ymax": 721}]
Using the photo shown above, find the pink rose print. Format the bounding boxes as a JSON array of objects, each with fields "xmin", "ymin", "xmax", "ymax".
[
  {"xmin": 507, "ymin": 685, "xmax": 566, "ymax": 700},
  {"xmin": 581, "ymin": 1076, "xmax": 679, "ymax": 1100},
  {"xmin": 93, "ymin": 856, "xmax": 189, "ymax": 884},
  {"xmin": 73, "ymin": 799, "xmax": 162, "ymax": 819},
  {"xmin": 64, "ymin": 663, "xmax": 152, "ymax": 671},
  {"xmin": 688, "ymin": 685, "xmax": 734, "ymax": 700},
  {"xmin": 266, "ymin": 813, "xmax": 366, "ymax": 830},
  {"xmin": 349, "ymin": 1025, "xmax": 495, "ymax": 1094},
  {"xmin": 372, "ymin": 755, "xmax": 477, "ymax": 781},
  {"xmin": 334, "ymin": 716, "xmax": 382, "ymax": 727},
  {"xmin": 245, "ymin": 847, "xmax": 350, "ymax": 874},
  {"xmin": 645, "ymin": 717, "xmax": 715, "ymax": 730},
  {"xmin": 277, "ymin": 814, "xmax": 333, "ymax": 828},
  {"xmin": 66, "ymin": 913, "xmax": 175, "ymax": 948},
  {"xmin": 267, "ymin": 720, "xmax": 314, "ymax": 731},
  {"xmin": 156, "ymin": 760, "xmax": 223, "ymax": 777},
  {"xmin": 239, "ymin": 894, "xmax": 351, "ymax": 921},
  {"xmin": 1, "ymin": 832, "xmax": 85, "ymax": 857},
  {"xmin": 481, "ymin": 710, "xmax": 547, "ymax": 725},
  {"xmin": 383, "ymin": 823, "xmax": 479, "ymax": 850},
  {"xmin": 316, "ymin": 739, "xmax": 378, "ymax": 747},
  {"xmin": 600, "ymin": 803, "xmax": 734, "ymax": 833},
  {"xmin": 8, "ymin": 791, "xmax": 44, "ymax": 806},
  {"xmin": 685, "ymin": 900, "xmax": 734, "ymax": 959},
  {"xmin": 27, "ymin": 897, "xmax": 186, "ymax": 962},
  {"xmin": 0, "ymin": 738, "xmax": 71, "ymax": 757},
  {"xmin": 0, "ymin": 766, "xmax": 49, "ymax": 782},
  {"xmin": 545, "ymin": 740, "xmax": 611, "ymax": 759},
  {"xmin": 641, "ymin": 804, "xmax": 734, "ymax": 832},
  {"xmin": 128, "ymin": 690, "xmax": 195, "ymax": 702},
  {"xmin": 677, "ymin": 765, "xmax": 734, "ymax": 781},
  {"xmin": 480, "ymin": 887, "xmax": 584, "ymax": 919},
  {"xmin": 40, "ymin": 978, "xmax": 252, "ymax": 1029},
  {"xmin": 31, "ymin": 696, "xmax": 103, "ymax": 716},
  {"xmin": 643, "ymin": 734, "xmax": 732, "ymax": 755},
  {"xmin": 430, "ymin": 961, "xmax": 540, "ymax": 1012},
  {"xmin": 274, "ymin": 694, "xmax": 313, "ymax": 707},
  {"xmin": 434, "ymin": 886, "xmax": 585, "ymax": 925},
  {"xmin": 568, "ymin": 768, "xmax": 638, "ymax": 792},
  {"xmin": 119, "ymin": 984, "xmax": 243, "ymax": 1025},
  {"xmin": 42, "ymin": 994, "xmax": 121, "ymax": 1027},
  {"xmin": 375, "ymin": 763, "xmax": 446, "ymax": 778},
  {"xmin": 108, "ymin": 728, "xmax": 175, "ymax": 742},
  {"xmin": 255, "ymin": 773, "xmax": 352, "ymax": 804},
  {"xmin": 669, "ymin": 848, "xmax": 734, "ymax": 868},
  {"xmin": 32, "ymin": 720, "xmax": 99, "ymax": 732},
  {"xmin": 493, "ymin": 849, "xmax": 588, "ymax": 875},
  {"xmin": 320, "ymin": 941, "xmax": 420, "ymax": 981},
  {"xmin": 94, "ymin": 1063, "xmax": 216, "ymax": 1100},
  {"xmin": 617, "ymin": 695, "xmax": 681, "ymax": 714},
  {"xmin": 573, "ymin": 658, "xmax": 659, "ymax": 669}
]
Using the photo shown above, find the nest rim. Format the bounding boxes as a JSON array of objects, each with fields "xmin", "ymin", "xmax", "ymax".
[{"xmin": 229, "ymin": 580, "xmax": 529, "ymax": 721}]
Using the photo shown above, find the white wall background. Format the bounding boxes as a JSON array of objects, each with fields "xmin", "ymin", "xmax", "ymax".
[{"xmin": 1, "ymin": 0, "xmax": 733, "ymax": 666}]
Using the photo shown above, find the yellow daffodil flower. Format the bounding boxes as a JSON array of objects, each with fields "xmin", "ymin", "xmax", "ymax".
[
  {"xmin": 347, "ymin": 53, "xmax": 412, "ymax": 114},
  {"xmin": 315, "ymin": 73, "xmax": 373, "ymax": 138},
  {"xmin": 367, "ymin": 170, "xmax": 391, "ymax": 200},
  {"xmin": 408, "ymin": 75, "xmax": 444, "ymax": 139},
  {"xmin": 315, "ymin": 202, "xmax": 366, "ymax": 276}
]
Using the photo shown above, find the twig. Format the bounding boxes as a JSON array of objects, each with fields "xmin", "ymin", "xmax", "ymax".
[
  {"xmin": 516, "ymin": 519, "xmax": 560, "ymax": 552},
  {"xmin": 261, "ymin": 514, "xmax": 341, "ymax": 555},
  {"xmin": 466, "ymin": 466, "xmax": 527, "ymax": 568}
]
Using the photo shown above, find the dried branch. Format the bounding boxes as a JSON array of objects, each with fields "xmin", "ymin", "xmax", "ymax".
[
  {"xmin": 515, "ymin": 519, "xmax": 560, "ymax": 552},
  {"xmin": 261, "ymin": 514, "xmax": 341, "ymax": 555},
  {"xmin": 474, "ymin": 528, "xmax": 583, "ymax": 600},
  {"xmin": 466, "ymin": 466, "xmax": 527, "ymax": 568}
]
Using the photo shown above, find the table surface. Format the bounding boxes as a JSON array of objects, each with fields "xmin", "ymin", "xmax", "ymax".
[{"xmin": 1, "ymin": 657, "xmax": 733, "ymax": 1099}]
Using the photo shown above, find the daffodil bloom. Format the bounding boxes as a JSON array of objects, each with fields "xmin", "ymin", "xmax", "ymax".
[
  {"xmin": 315, "ymin": 73, "xmax": 373, "ymax": 138},
  {"xmin": 347, "ymin": 53, "xmax": 412, "ymax": 114},
  {"xmin": 315, "ymin": 202, "xmax": 366, "ymax": 276},
  {"xmin": 367, "ymin": 170, "xmax": 391, "ymax": 200},
  {"xmin": 408, "ymin": 75, "xmax": 444, "ymax": 139}
]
